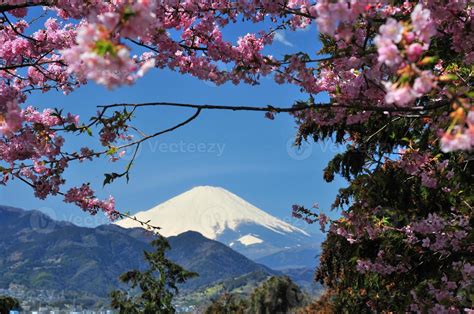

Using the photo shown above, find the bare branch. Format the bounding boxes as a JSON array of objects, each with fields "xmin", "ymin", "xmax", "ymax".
[
  {"xmin": 116, "ymin": 108, "xmax": 202, "ymax": 150},
  {"xmin": 98, "ymin": 100, "xmax": 450, "ymax": 114}
]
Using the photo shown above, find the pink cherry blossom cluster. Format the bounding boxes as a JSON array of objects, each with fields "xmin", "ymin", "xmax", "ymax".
[
  {"xmin": 64, "ymin": 184, "xmax": 117, "ymax": 219},
  {"xmin": 56, "ymin": 0, "xmax": 314, "ymax": 88},
  {"xmin": 292, "ymin": 203, "xmax": 328, "ymax": 231},
  {"xmin": 376, "ymin": 4, "xmax": 437, "ymax": 106},
  {"xmin": 398, "ymin": 150, "xmax": 451, "ymax": 189},
  {"xmin": 405, "ymin": 213, "xmax": 470, "ymax": 254},
  {"xmin": 356, "ymin": 250, "xmax": 408, "ymax": 275},
  {"xmin": 410, "ymin": 262, "xmax": 474, "ymax": 313},
  {"xmin": 0, "ymin": 101, "xmax": 116, "ymax": 215},
  {"xmin": 292, "ymin": 2, "xmax": 470, "ymax": 154},
  {"xmin": 331, "ymin": 206, "xmax": 385, "ymax": 245},
  {"xmin": 0, "ymin": 100, "xmax": 21, "ymax": 134},
  {"xmin": 441, "ymin": 109, "xmax": 474, "ymax": 153},
  {"xmin": 61, "ymin": 20, "xmax": 155, "ymax": 88}
]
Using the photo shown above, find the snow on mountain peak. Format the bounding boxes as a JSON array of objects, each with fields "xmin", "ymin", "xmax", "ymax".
[
  {"xmin": 115, "ymin": 185, "xmax": 309, "ymax": 239},
  {"xmin": 237, "ymin": 234, "xmax": 264, "ymax": 246}
]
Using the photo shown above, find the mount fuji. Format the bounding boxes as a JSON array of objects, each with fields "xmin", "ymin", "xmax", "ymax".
[{"xmin": 115, "ymin": 186, "xmax": 316, "ymax": 261}]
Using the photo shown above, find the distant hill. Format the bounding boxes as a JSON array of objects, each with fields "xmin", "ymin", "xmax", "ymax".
[
  {"xmin": 279, "ymin": 268, "xmax": 322, "ymax": 295},
  {"xmin": 255, "ymin": 245, "xmax": 321, "ymax": 270},
  {"xmin": 0, "ymin": 205, "xmax": 274, "ymax": 299},
  {"xmin": 167, "ymin": 231, "xmax": 274, "ymax": 290}
]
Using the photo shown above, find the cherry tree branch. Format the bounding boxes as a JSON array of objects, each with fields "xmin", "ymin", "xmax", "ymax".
[
  {"xmin": 12, "ymin": 172, "xmax": 161, "ymax": 232},
  {"xmin": 0, "ymin": 60, "xmax": 63, "ymax": 71},
  {"xmin": 1, "ymin": 12, "xmax": 37, "ymax": 42},
  {"xmin": 98, "ymin": 99, "xmax": 450, "ymax": 114},
  {"xmin": 0, "ymin": 1, "xmax": 50, "ymax": 13}
]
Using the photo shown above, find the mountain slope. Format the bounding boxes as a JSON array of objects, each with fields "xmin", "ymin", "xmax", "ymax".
[
  {"xmin": 167, "ymin": 231, "xmax": 274, "ymax": 290},
  {"xmin": 0, "ymin": 206, "xmax": 150, "ymax": 297},
  {"xmin": 0, "ymin": 205, "xmax": 273, "ymax": 297},
  {"xmin": 115, "ymin": 186, "xmax": 312, "ymax": 259},
  {"xmin": 255, "ymin": 245, "xmax": 321, "ymax": 270}
]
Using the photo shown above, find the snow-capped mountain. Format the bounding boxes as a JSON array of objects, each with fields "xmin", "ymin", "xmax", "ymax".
[{"xmin": 115, "ymin": 186, "xmax": 314, "ymax": 259}]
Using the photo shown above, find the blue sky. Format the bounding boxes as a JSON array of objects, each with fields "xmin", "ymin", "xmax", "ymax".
[{"xmin": 0, "ymin": 23, "xmax": 346, "ymax": 233}]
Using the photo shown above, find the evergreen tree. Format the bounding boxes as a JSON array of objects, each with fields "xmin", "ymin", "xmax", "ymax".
[
  {"xmin": 0, "ymin": 296, "xmax": 20, "ymax": 314},
  {"xmin": 110, "ymin": 236, "xmax": 198, "ymax": 314},
  {"xmin": 248, "ymin": 276, "xmax": 305, "ymax": 314},
  {"xmin": 205, "ymin": 293, "xmax": 248, "ymax": 314},
  {"xmin": 205, "ymin": 276, "xmax": 305, "ymax": 314}
]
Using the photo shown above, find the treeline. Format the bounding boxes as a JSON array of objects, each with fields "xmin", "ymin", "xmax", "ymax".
[{"xmin": 205, "ymin": 276, "xmax": 307, "ymax": 314}]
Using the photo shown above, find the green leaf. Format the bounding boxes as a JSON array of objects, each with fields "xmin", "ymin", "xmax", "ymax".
[
  {"xmin": 418, "ymin": 56, "xmax": 439, "ymax": 65},
  {"xmin": 123, "ymin": 6, "xmax": 135, "ymax": 21},
  {"xmin": 106, "ymin": 146, "xmax": 118, "ymax": 156},
  {"xmin": 103, "ymin": 172, "xmax": 120, "ymax": 186},
  {"xmin": 439, "ymin": 74, "xmax": 458, "ymax": 82},
  {"xmin": 94, "ymin": 39, "xmax": 116, "ymax": 57},
  {"xmin": 64, "ymin": 124, "xmax": 78, "ymax": 132}
]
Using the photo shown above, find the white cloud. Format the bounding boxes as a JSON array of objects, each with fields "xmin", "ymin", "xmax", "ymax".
[{"xmin": 274, "ymin": 31, "xmax": 293, "ymax": 47}]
